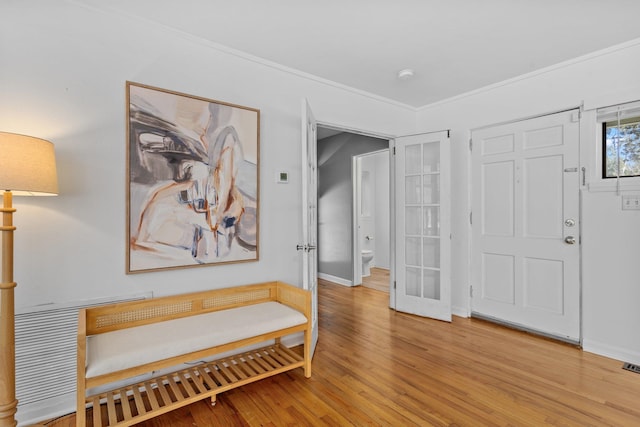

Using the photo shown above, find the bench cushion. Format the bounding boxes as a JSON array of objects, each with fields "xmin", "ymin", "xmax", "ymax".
[{"xmin": 85, "ymin": 301, "xmax": 307, "ymax": 378}]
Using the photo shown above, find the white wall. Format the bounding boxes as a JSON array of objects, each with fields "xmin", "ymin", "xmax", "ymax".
[
  {"xmin": 1, "ymin": 2, "xmax": 415, "ymax": 423},
  {"xmin": 417, "ymin": 39, "xmax": 640, "ymax": 364},
  {"xmin": 2, "ymin": 1, "xmax": 414, "ymax": 306}
]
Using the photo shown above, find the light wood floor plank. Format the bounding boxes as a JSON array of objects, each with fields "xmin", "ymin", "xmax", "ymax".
[{"xmin": 362, "ymin": 267, "xmax": 390, "ymax": 292}]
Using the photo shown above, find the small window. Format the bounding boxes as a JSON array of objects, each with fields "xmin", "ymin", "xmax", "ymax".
[{"xmin": 602, "ymin": 117, "xmax": 640, "ymax": 178}]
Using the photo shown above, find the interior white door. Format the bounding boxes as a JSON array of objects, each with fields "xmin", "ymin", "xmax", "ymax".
[
  {"xmin": 300, "ymin": 99, "xmax": 319, "ymax": 356},
  {"xmin": 395, "ymin": 132, "xmax": 451, "ymax": 321},
  {"xmin": 470, "ymin": 109, "xmax": 580, "ymax": 341}
]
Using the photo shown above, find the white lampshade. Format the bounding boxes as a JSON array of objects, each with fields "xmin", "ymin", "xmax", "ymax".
[{"xmin": 0, "ymin": 132, "xmax": 59, "ymax": 196}]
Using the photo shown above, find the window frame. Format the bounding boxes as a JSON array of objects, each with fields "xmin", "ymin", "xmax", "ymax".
[{"xmin": 601, "ymin": 116, "xmax": 640, "ymax": 179}]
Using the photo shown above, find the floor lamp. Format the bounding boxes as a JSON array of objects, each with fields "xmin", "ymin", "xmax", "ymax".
[{"xmin": 0, "ymin": 132, "xmax": 58, "ymax": 427}]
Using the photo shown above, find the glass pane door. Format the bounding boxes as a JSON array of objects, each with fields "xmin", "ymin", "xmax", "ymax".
[
  {"xmin": 404, "ymin": 141, "xmax": 441, "ymax": 301},
  {"xmin": 395, "ymin": 132, "xmax": 450, "ymax": 321}
]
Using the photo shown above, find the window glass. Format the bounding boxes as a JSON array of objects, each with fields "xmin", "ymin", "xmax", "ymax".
[{"xmin": 603, "ymin": 117, "xmax": 640, "ymax": 178}]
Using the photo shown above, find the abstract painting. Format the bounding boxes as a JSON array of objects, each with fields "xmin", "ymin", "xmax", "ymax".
[{"xmin": 126, "ymin": 82, "xmax": 259, "ymax": 273}]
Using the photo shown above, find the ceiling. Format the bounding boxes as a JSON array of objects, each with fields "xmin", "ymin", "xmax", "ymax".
[{"xmin": 88, "ymin": 0, "xmax": 640, "ymax": 108}]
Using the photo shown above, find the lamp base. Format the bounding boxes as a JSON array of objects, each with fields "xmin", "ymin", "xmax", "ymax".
[
  {"xmin": 0, "ymin": 191, "xmax": 17, "ymax": 427},
  {"xmin": 0, "ymin": 400, "xmax": 17, "ymax": 427}
]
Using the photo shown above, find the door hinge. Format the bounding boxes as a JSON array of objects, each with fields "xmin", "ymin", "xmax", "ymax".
[
  {"xmin": 470, "ymin": 286, "xmax": 473, "ymax": 297},
  {"xmin": 571, "ymin": 110, "xmax": 581, "ymax": 122},
  {"xmin": 393, "ymin": 281, "xmax": 397, "ymax": 290},
  {"xmin": 469, "ymin": 211, "xmax": 472, "ymax": 225},
  {"xmin": 469, "ymin": 138, "xmax": 472, "ymax": 151}
]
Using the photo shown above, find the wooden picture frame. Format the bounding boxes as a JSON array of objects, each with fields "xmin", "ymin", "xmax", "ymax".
[{"xmin": 126, "ymin": 82, "xmax": 259, "ymax": 273}]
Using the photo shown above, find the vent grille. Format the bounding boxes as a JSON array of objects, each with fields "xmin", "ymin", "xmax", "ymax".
[
  {"xmin": 16, "ymin": 294, "xmax": 150, "ymax": 407},
  {"xmin": 623, "ymin": 362, "xmax": 640, "ymax": 374}
]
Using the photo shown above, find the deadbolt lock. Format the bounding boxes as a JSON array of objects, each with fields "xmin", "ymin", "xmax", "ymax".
[{"xmin": 564, "ymin": 219, "xmax": 576, "ymax": 227}]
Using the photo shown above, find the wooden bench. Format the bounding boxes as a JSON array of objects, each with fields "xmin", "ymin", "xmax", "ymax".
[{"xmin": 76, "ymin": 281, "xmax": 311, "ymax": 427}]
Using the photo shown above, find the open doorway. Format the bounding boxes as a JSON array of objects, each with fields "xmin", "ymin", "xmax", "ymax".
[
  {"xmin": 353, "ymin": 150, "xmax": 391, "ymax": 292},
  {"xmin": 316, "ymin": 125, "xmax": 391, "ymax": 292}
]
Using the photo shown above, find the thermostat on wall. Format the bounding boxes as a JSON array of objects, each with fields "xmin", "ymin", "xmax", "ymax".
[{"xmin": 276, "ymin": 171, "xmax": 289, "ymax": 183}]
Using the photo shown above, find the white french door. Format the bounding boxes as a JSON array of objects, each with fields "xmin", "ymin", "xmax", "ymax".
[
  {"xmin": 470, "ymin": 109, "xmax": 581, "ymax": 341},
  {"xmin": 395, "ymin": 132, "xmax": 451, "ymax": 321},
  {"xmin": 300, "ymin": 99, "xmax": 319, "ymax": 356}
]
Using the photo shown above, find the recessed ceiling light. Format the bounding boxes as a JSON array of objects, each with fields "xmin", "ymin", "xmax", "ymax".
[{"xmin": 397, "ymin": 69, "xmax": 415, "ymax": 80}]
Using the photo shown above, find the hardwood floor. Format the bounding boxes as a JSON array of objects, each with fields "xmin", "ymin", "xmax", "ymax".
[
  {"xmin": 361, "ymin": 267, "xmax": 390, "ymax": 293},
  {"xmin": 42, "ymin": 280, "xmax": 640, "ymax": 426}
]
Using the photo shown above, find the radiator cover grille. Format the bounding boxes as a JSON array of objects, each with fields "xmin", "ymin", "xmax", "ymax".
[
  {"xmin": 623, "ymin": 362, "xmax": 640, "ymax": 374},
  {"xmin": 15, "ymin": 294, "xmax": 151, "ymax": 407}
]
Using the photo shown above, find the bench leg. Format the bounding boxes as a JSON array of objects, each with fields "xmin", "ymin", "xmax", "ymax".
[
  {"xmin": 76, "ymin": 387, "xmax": 86, "ymax": 427},
  {"xmin": 304, "ymin": 329, "xmax": 312, "ymax": 378},
  {"xmin": 211, "ymin": 394, "xmax": 217, "ymax": 406}
]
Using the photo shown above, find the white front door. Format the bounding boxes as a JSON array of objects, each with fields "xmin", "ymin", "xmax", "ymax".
[
  {"xmin": 471, "ymin": 109, "xmax": 581, "ymax": 341},
  {"xmin": 394, "ymin": 132, "xmax": 451, "ymax": 321},
  {"xmin": 300, "ymin": 99, "xmax": 319, "ymax": 355}
]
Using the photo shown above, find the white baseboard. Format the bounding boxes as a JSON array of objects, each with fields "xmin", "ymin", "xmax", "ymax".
[
  {"xmin": 17, "ymin": 393, "xmax": 75, "ymax": 427},
  {"xmin": 282, "ymin": 332, "xmax": 304, "ymax": 348},
  {"xmin": 318, "ymin": 273, "xmax": 353, "ymax": 287},
  {"xmin": 582, "ymin": 339, "xmax": 640, "ymax": 365},
  {"xmin": 452, "ymin": 305, "xmax": 470, "ymax": 318}
]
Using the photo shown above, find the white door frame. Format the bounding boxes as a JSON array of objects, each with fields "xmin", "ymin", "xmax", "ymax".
[
  {"xmin": 353, "ymin": 155, "xmax": 363, "ymax": 287},
  {"xmin": 352, "ymin": 149, "xmax": 392, "ymax": 287}
]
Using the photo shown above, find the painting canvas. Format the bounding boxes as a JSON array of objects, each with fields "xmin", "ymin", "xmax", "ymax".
[{"xmin": 126, "ymin": 82, "xmax": 259, "ymax": 273}]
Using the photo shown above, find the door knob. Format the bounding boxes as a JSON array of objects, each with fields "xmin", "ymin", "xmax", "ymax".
[{"xmin": 564, "ymin": 236, "xmax": 576, "ymax": 245}]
